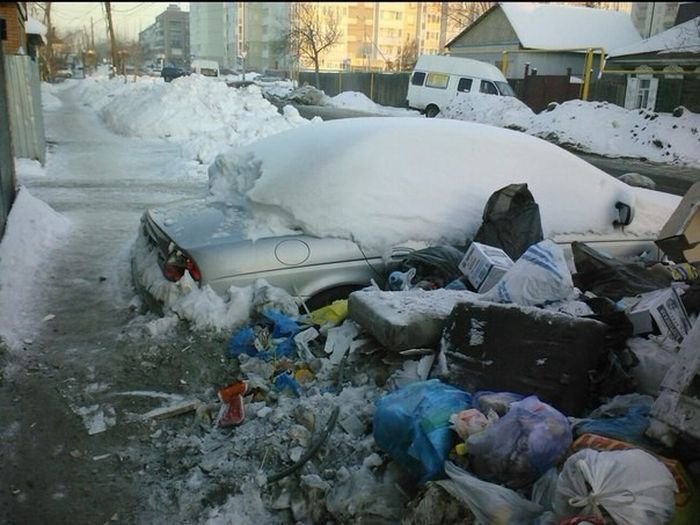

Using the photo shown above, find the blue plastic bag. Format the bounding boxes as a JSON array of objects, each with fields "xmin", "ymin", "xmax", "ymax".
[
  {"xmin": 573, "ymin": 393, "xmax": 654, "ymax": 446},
  {"xmin": 467, "ymin": 396, "xmax": 572, "ymax": 489},
  {"xmin": 227, "ymin": 309, "xmax": 301, "ymax": 360},
  {"xmin": 373, "ymin": 379, "xmax": 472, "ymax": 482}
]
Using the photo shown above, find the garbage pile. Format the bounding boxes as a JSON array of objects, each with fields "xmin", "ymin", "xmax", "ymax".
[{"xmin": 142, "ymin": 182, "xmax": 700, "ymax": 524}]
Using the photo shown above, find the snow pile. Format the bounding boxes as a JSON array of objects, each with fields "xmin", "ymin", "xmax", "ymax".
[
  {"xmin": 0, "ymin": 186, "xmax": 71, "ymax": 350},
  {"xmin": 528, "ymin": 101, "xmax": 700, "ymax": 166},
  {"xmin": 331, "ymin": 91, "xmax": 420, "ymax": 117},
  {"xmin": 209, "ymin": 117, "xmax": 678, "ymax": 253},
  {"xmin": 70, "ymin": 75, "xmax": 312, "ymax": 165},
  {"xmin": 441, "ymin": 92, "xmax": 535, "ymax": 130}
]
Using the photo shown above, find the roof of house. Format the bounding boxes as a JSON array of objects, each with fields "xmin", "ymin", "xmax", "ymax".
[
  {"xmin": 608, "ymin": 16, "xmax": 700, "ymax": 57},
  {"xmin": 25, "ymin": 17, "xmax": 47, "ymax": 44},
  {"xmin": 447, "ymin": 2, "xmax": 642, "ymax": 53}
]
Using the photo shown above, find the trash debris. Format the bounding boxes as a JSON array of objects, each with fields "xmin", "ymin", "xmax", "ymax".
[
  {"xmin": 402, "ymin": 481, "xmax": 477, "ymax": 525},
  {"xmin": 215, "ymin": 381, "xmax": 249, "ymax": 427},
  {"xmin": 437, "ymin": 461, "xmax": 543, "ymax": 525},
  {"xmin": 139, "ymin": 400, "xmax": 201, "ymax": 421},
  {"xmin": 449, "ymin": 408, "xmax": 498, "ymax": 441},
  {"xmin": 441, "ymin": 301, "xmax": 608, "ymax": 416},
  {"xmin": 463, "ymin": 396, "xmax": 572, "ymax": 489},
  {"xmin": 655, "ymin": 181, "xmax": 700, "ymax": 263},
  {"xmin": 572, "ymin": 241, "xmax": 672, "ymax": 300},
  {"xmin": 388, "ymin": 267, "xmax": 417, "ymax": 291},
  {"xmin": 552, "ymin": 448, "xmax": 677, "ymax": 525},
  {"xmin": 472, "ymin": 391, "xmax": 524, "ymax": 416},
  {"xmin": 571, "ymin": 393, "xmax": 654, "ymax": 446},
  {"xmin": 473, "ymin": 182, "xmax": 544, "ymax": 260},
  {"xmin": 482, "ymin": 239, "xmax": 574, "ymax": 306},
  {"xmin": 373, "ymin": 379, "xmax": 472, "ymax": 482},
  {"xmin": 308, "ymin": 300, "xmax": 348, "ymax": 327},
  {"xmin": 396, "ymin": 245, "xmax": 465, "ymax": 290},
  {"xmin": 626, "ymin": 287, "xmax": 692, "ymax": 343},
  {"xmin": 458, "ymin": 242, "xmax": 514, "ymax": 293},
  {"xmin": 227, "ymin": 309, "xmax": 301, "ymax": 360}
]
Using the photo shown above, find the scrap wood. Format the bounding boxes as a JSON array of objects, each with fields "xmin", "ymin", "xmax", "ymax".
[{"xmin": 140, "ymin": 400, "xmax": 201, "ymax": 421}]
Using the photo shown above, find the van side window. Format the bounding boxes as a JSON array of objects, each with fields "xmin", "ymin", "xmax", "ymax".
[
  {"xmin": 480, "ymin": 80, "xmax": 498, "ymax": 95},
  {"xmin": 457, "ymin": 78, "xmax": 473, "ymax": 93},
  {"xmin": 425, "ymin": 72, "xmax": 449, "ymax": 89},
  {"xmin": 411, "ymin": 72, "xmax": 426, "ymax": 86}
]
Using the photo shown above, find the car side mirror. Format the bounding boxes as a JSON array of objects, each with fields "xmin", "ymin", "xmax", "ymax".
[{"xmin": 614, "ymin": 201, "xmax": 634, "ymax": 226}]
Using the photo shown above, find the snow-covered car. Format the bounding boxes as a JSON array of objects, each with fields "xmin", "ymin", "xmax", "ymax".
[{"xmin": 131, "ymin": 117, "xmax": 679, "ymax": 312}]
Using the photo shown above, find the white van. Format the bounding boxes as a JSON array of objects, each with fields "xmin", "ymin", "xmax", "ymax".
[
  {"xmin": 191, "ymin": 59, "xmax": 220, "ymax": 77},
  {"xmin": 407, "ymin": 55, "xmax": 516, "ymax": 117}
]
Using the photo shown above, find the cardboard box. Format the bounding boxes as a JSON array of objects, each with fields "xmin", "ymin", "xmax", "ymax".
[
  {"xmin": 627, "ymin": 287, "xmax": 692, "ymax": 343},
  {"xmin": 458, "ymin": 242, "xmax": 514, "ymax": 292},
  {"xmin": 656, "ymin": 182, "xmax": 700, "ymax": 263}
]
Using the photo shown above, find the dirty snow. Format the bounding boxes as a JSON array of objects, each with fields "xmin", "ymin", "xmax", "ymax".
[{"xmin": 330, "ymin": 91, "xmax": 421, "ymax": 116}]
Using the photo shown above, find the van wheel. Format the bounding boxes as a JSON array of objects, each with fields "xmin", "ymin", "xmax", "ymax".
[{"xmin": 425, "ymin": 105, "xmax": 440, "ymax": 118}]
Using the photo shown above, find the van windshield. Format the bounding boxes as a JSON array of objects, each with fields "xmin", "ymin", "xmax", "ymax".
[{"xmin": 495, "ymin": 81, "xmax": 516, "ymax": 97}]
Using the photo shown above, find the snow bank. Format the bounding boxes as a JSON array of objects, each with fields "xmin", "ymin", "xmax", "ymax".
[
  {"xmin": 441, "ymin": 92, "xmax": 535, "ymax": 130},
  {"xmin": 331, "ymin": 91, "xmax": 420, "ymax": 116},
  {"xmin": 71, "ymin": 75, "xmax": 312, "ymax": 165},
  {"xmin": 528, "ymin": 101, "xmax": 700, "ymax": 166},
  {"xmin": 41, "ymin": 82, "xmax": 63, "ymax": 110},
  {"xmin": 0, "ymin": 187, "xmax": 71, "ymax": 350}
]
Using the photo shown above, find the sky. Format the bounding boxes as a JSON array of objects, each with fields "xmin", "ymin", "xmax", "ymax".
[
  {"xmin": 2, "ymin": 67, "xmax": 697, "ymax": 523},
  {"xmin": 42, "ymin": 2, "xmax": 189, "ymax": 41}
]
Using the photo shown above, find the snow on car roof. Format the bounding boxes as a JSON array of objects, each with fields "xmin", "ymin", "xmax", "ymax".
[{"xmin": 208, "ymin": 117, "xmax": 677, "ymax": 251}]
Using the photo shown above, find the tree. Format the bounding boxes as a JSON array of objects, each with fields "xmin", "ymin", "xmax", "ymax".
[
  {"xmin": 396, "ymin": 39, "xmax": 418, "ymax": 71},
  {"xmin": 104, "ymin": 2, "xmax": 118, "ymax": 77},
  {"xmin": 446, "ymin": 2, "xmax": 495, "ymax": 29},
  {"xmin": 284, "ymin": 3, "xmax": 342, "ymax": 87}
]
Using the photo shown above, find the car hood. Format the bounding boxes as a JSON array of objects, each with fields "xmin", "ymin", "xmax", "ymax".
[{"xmin": 145, "ymin": 198, "xmax": 252, "ymax": 250}]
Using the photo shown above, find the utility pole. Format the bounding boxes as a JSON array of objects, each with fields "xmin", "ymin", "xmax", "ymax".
[
  {"xmin": 43, "ymin": 1, "xmax": 54, "ymax": 80},
  {"xmin": 104, "ymin": 2, "xmax": 118, "ymax": 77}
]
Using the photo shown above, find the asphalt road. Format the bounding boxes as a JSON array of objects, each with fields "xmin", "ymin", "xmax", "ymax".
[{"xmin": 289, "ymin": 103, "xmax": 700, "ymax": 197}]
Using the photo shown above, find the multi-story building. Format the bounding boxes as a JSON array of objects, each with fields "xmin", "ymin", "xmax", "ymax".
[
  {"xmin": 306, "ymin": 2, "xmax": 456, "ymax": 72},
  {"xmin": 189, "ymin": 2, "xmax": 460, "ymax": 74},
  {"xmin": 189, "ymin": 2, "xmax": 227, "ymax": 66},
  {"xmin": 139, "ymin": 4, "xmax": 189, "ymax": 68},
  {"xmin": 631, "ymin": 2, "xmax": 680, "ymax": 38},
  {"xmin": 189, "ymin": 3, "xmax": 291, "ymax": 73}
]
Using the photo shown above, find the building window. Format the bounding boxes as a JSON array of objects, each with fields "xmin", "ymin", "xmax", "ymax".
[{"xmin": 636, "ymin": 78, "xmax": 651, "ymax": 108}]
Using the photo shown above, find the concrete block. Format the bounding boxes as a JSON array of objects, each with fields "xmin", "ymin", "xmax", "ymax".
[{"xmin": 347, "ymin": 289, "xmax": 482, "ymax": 352}]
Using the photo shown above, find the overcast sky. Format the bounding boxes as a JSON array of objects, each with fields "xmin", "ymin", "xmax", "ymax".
[{"xmin": 44, "ymin": 2, "xmax": 189, "ymax": 42}]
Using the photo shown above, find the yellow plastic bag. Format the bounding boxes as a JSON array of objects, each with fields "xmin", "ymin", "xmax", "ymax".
[{"xmin": 309, "ymin": 299, "xmax": 348, "ymax": 326}]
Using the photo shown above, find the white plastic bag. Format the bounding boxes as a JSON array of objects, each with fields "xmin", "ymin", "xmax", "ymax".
[
  {"xmin": 552, "ymin": 448, "xmax": 677, "ymax": 525},
  {"xmin": 482, "ymin": 239, "xmax": 574, "ymax": 306},
  {"xmin": 437, "ymin": 461, "xmax": 543, "ymax": 525}
]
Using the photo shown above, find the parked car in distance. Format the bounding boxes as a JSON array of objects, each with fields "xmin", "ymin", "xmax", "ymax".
[
  {"xmin": 131, "ymin": 117, "xmax": 674, "ymax": 312},
  {"xmin": 161, "ymin": 66, "xmax": 190, "ymax": 82},
  {"xmin": 191, "ymin": 59, "xmax": 220, "ymax": 77},
  {"xmin": 407, "ymin": 55, "xmax": 516, "ymax": 117}
]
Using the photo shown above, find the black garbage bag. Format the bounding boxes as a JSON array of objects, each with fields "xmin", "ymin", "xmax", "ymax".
[
  {"xmin": 474, "ymin": 183, "xmax": 544, "ymax": 260},
  {"xmin": 398, "ymin": 245, "xmax": 465, "ymax": 288},
  {"xmin": 572, "ymin": 242, "xmax": 672, "ymax": 301}
]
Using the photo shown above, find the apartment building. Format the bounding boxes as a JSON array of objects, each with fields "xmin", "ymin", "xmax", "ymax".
[
  {"xmin": 139, "ymin": 4, "xmax": 189, "ymax": 68},
  {"xmin": 188, "ymin": 2, "xmax": 459, "ymax": 74},
  {"xmin": 306, "ymin": 2, "xmax": 455, "ymax": 72}
]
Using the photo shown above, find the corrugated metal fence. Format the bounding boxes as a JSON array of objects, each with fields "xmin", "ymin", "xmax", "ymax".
[
  {"xmin": 298, "ymin": 71, "xmax": 411, "ymax": 108},
  {"xmin": 5, "ymin": 54, "xmax": 46, "ymax": 165},
  {"xmin": 0, "ymin": 47, "xmax": 16, "ymax": 239}
]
